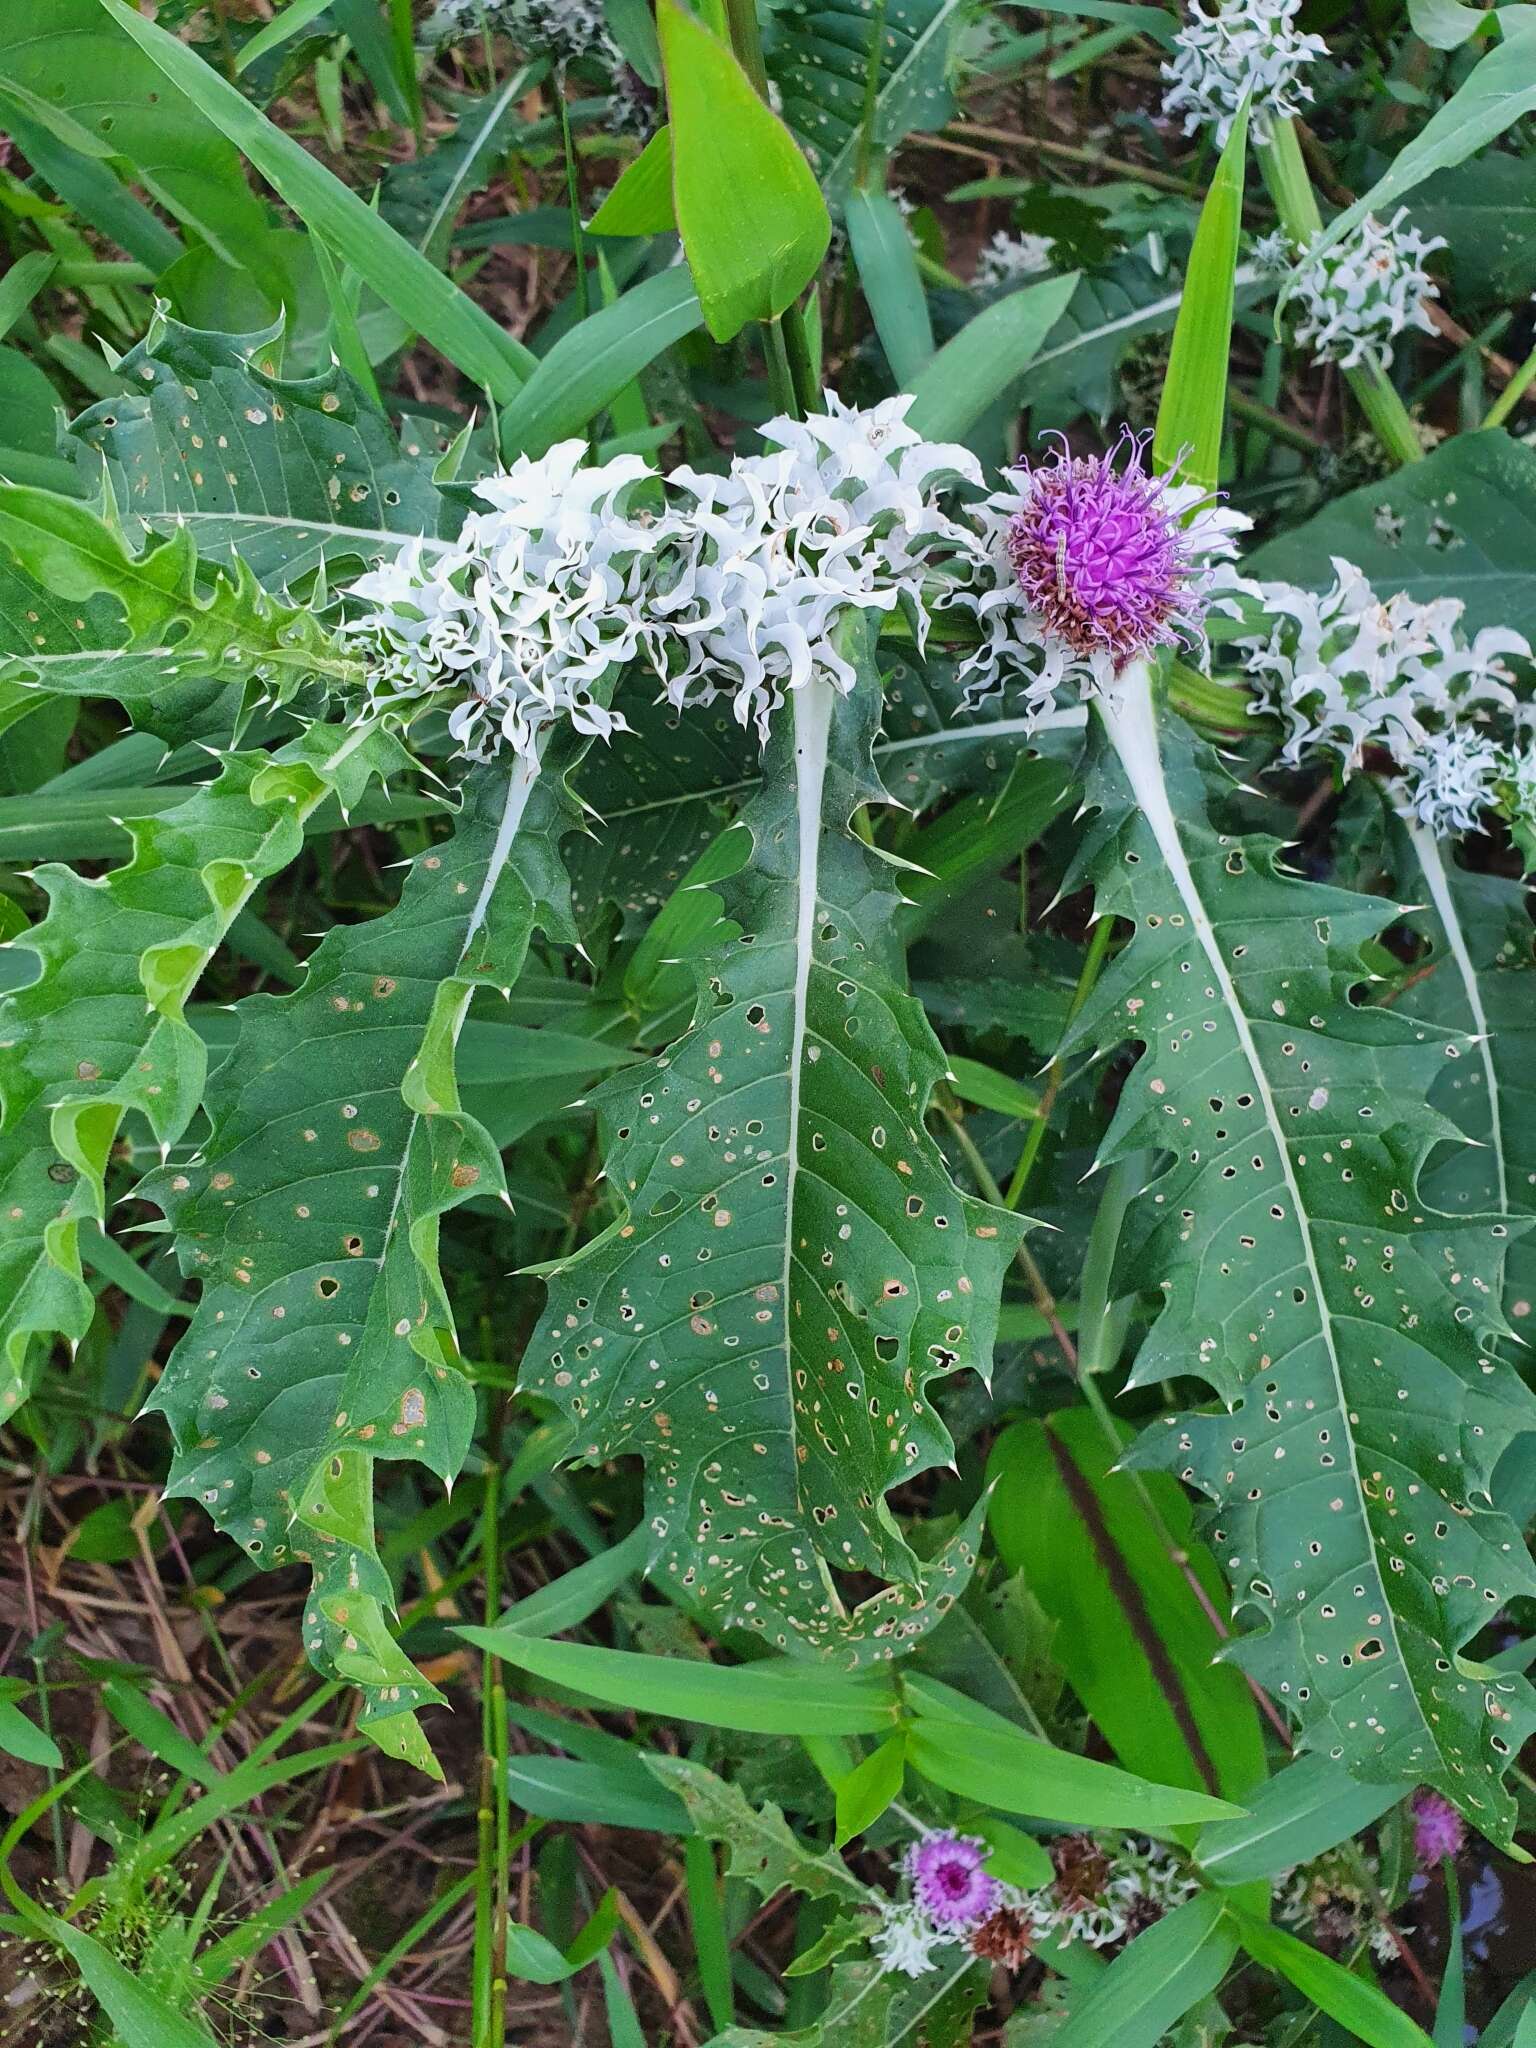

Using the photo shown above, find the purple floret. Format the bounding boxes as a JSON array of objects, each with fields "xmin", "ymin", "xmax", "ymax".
[
  {"xmin": 1411, "ymin": 1790, "xmax": 1465, "ymax": 1866},
  {"xmin": 906, "ymin": 1830, "xmax": 1001, "ymax": 1932}
]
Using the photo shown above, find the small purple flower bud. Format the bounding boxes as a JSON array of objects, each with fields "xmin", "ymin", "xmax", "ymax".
[
  {"xmin": 1004, "ymin": 429, "xmax": 1239, "ymax": 675},
  {"xmin": 1410, "ymin": 1790, "xmax": 1465, "ymax": 1867},
  {"xmin": 905, "ymin": 1830, "xmax": 1001, "ymax": 1932}
]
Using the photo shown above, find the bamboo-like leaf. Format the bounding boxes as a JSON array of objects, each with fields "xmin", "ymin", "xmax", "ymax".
[
  {"xmin": 1153, "ymin": 100, "xmax": 1247, "ymax": 492},
  {"xmin": 143, "ymin": 754, "xmax": 580, "ymax": 1762},
  {"xmin": 1054, "ymin": 1894, "xmax": 1238, "ymax": 2048},
  {"xmin": 0, "ymin": 724, "xmax": 408, "ymax": 1421},
  {"xmin": 522, "ymin": 634, "xmax": 1025, "ymax": 1657},
  {"xmin": 1066, "ymin": 665, "xmax": 1536, "ymax": 1843}
]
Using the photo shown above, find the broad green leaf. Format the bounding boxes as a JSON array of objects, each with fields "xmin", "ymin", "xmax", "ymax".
[
  {"xmin": 1, "ymin": 99, "xmax": 183, "ymax": 272},
  {"xmin": 96, "ymin": 0, "xmax": 536, "ymax": 402},
  {"xmin": 1414, "ymin": 156, "xmax": 1536, "ymax": 305},
  {"xmin": 1247, "ymin": 431, "xmax": 1536, "ymax": 636},
  {"xmin": 0, "ymin": 486, "xmax": 360, "ymax": 739},
  {"xmin": 903, "ymin": 1673, "xmax": 1240, "ymax": 1829},
  {"xmin": 70, "ymin": 312, "xmax": 453, "ymax": 592},
  {"xmin": 1055, "ymin": 1893, "xmax": 1237, "ymax": 2048},
  {"xmin": 457, "ymin": 1628, "xmax": 900, "ymax": 1734},
  {"xmin": 1154, "ymin": 101, "xmax": 1247, "ymax": 493},
  {"xmin": 0, "ymin": 0, "xmax": 271, "ymax": 272},
  {"xmin": 657, "ymin": 0, "xmax": 829, "ymax": 343},
  {"xmin": 143, "ymin": 755, "xmax": 580, "ymax": 1757},
  {"xmin": 1293, "ymin": 9, "xmax": 1536, "ymax": 271},
  {"xmin": 1196, "ymin": 1753, "xmax": 1408, "ymax": 1887},
  {"xmin": 1070, "ymin": 665, "xmax": 1536, "ymax": 1843},
  {"xmin": 905, "ymin": 272, "xmax": 1080, "ymax": 443},
  {"xmin": 706, "ymin": 1956, "xmax": 897, "ymax": 2047},
  {"xmin": 235, "ymin": 0, "xmax": 336, "ymax": 73},
  {"xmin": 0, "ymin": 251, "xmax": 58, "ymax": 342},
  {"xmin": 771, "ymin": 0, "xmax": 964, "ymax": 200},
  {"xmin": 844, "ymin": 188, "xmax": 933, "ymax": 387},
  {"xmin": 499, "ymin": 265, "xmax": 704, "ymax": 460},
  {"xmin": 946, "ymin": 1059, "xmax": 1040, "ymax": 1122},
  {"xmin": 0, "ymin": 727, "xmax": 405, "ymax": 1420},
  {"xmin": 988, "ymin": 1410, "xmax": 1266, "ymax": 1801},
  {"xmin": 833, "ymin": 1731, "xmax": 906, "ymax": 1845},
  {"xmin": 1410, "ymin": 0, "xmax": 1498, "ymax": 47},
  {"xmin": 1234, "ymin": 1914, "xmax": 1435, "ymax": 2048},
  {"xmin": 44, "ymin": 1916, "xmax": 223, "ymax": 2048},
  {"xmin": 520, "ymin": 638, "xmax": 1026, "ymax": 1658},
  {"xmin": 647, "ymin": 1754, "xmax": 875, "ymax": 1906},
  {"xmin": 588, "ymin": 127, "xmax": 677, "ymax": 236}
]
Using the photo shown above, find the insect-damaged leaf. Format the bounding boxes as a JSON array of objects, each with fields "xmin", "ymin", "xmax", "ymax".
[
  {"xmin": 1070, "ymin": 666, "xmax": 1536, "ymax": 1844},
  {"xmin": 0, "ymin": 724, "xmax": 410, "ymax": 1422},
  {"xmin": 144, "ymin": 753, "xmax": 579, "ymax": 1763},
  {"xmin": 521, "ymin": 627, "xmax": 1025, "ymax": 1658}
]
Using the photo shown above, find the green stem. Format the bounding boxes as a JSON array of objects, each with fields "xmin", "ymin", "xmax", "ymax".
[
  {"xmin": 723, "ymin": 0, "xmax": 770, "ymax": 95},
  {"xmin": 853, "ymin": 0, "xmax": 892, "ymax": 189},
  {"xmin": 1256, "ymin": 119, "xmax": 1422, "ymax": 469},
  {"xmin": 765, "ymin": 317, "xmax": 800, "ymax": 419},
  {"xmin": 556, "ymin": 88, "xmax": 589, "ymax": 325},
  {"xmin": 1483, "ymin": 338, "xmax": 1536, "ymax": 429},
  {"xmin": 781, "ymin": 300, "xmax": 820, "ymax": 415},
  {"xmin": 1003, "ymin": 913, "xmax": 1115, "ymax": 1210},
  {"xmin": 473, "ymin": 1394, "xmax": 508, "ymax": 2048}
]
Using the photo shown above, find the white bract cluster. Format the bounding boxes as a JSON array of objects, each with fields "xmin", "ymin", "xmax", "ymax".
[
  {"xmin": 344, "ymin": 442, "xmax": 661, "ymax": 761},
  {"xmin": 974, "ymin": 231, "xmax": 1055, "ymax": 291},
  {"xmin": 1289, "ymin": 210, "xmax": 1445, "ymax": 370},
  {"xmin": 1161, "ymin": 0, "xmax": 1328, "ymax": 145},
  {"xmin": 429, "ymin": 0, "xmax": 612, "ymax": 64},
  {"xmin": 347, "ymin": 397, "xmax": 1057, "ymax": 756},
  {"xmin": 1235, "ymin": 558, "xmax": 1533, "ymax": 833},
  {"xmin": 1035, "ymin": 1839, "xmax": 1201, "ymax": 1949}
]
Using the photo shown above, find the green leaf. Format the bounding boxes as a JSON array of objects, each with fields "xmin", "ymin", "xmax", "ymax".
[
  {"xmin": 44, "ymin": 1916, "xmax": 223, "ymax": 2048},
  {"xmin": 381, "ymin": 72, "xmax": 541, "ymax": 267},
  {"xmin": 1054, "ymin": 1893, "xmax": 1237, "ymax": 2048},
  {"xmin": 903, "ymin": 1673, "xmax": 1241, "ymax": 1830},
  {"xmin": 833, "ymin": 1731, "xmax": 906, "ymax": 1845},
  {"xmin": 96, "ymin": 0, "xmax": 536, "ymax": 401},
  {"xmin": 1070, "ymin": 665, "xmax": 1536, "ymax": 1843},
  {"xmin": 588, "ymin": 126, "xmax": 677, "ymax": 236},
  {"xmin": 499, "ymin": 265, "xmax": 704, "ymax": 459},
  {"xmin": 234, "ymin": 0, "xmax": 336, "ymax": 74},
  {"xmin": 1247, "ymin": 431, "xmax": 1536, "ymax": 634},
  {"xmin": 1233, "ymin": 1914, "xmax": 1435, "ymax": 2048},
  {"xmin": 844, "ymin": 188, "xmax": 933, "ymax": 387},
  {"xmin": 456, "ymin": 1628, "xmax": 901, "ymax": 1734},
  {"xmin": 0, "ymin": 485, "xmax": 361, "ymax": 739},
  {"xmin": 1293, "ymin": 10, "xmax": 1536, "ymax": 272},
  {"xmin": 905, "ymin": 272, "xmax": 1080, "ymax": 442},
  {"xmin": 0, "ymin": 251, "xmax": 58, "ymax": 342},
  {"xmin": 143, "ymin": 754, "xmax": 580, "ymax": 1753},
  {"xmin": 1409, "ymin": 0, "xmax": 1498, "ymax": 48},
  {"xmin": 987, "ymin": 1410, "xmax": 1266, "ymax": 1801},
  {"xmin": 646, "ymin": 1753, "xmax": 875, "ymax": 1906},
  {"xmin": 0, "ymin": 0, "xmax": 271, "ymax": 272},
  {"xmin": 520, "ymin": 638, "xmax": 1026, "ymax": 1658},
  {"xmin": 945, "ymin": 1059, "xmax": 1040, "ymax": 1122},
  {"xmin": 1196, "ymin": 1753, "xmax": 1408, "ymax": 1887},
  {"xmin": 71, "ymin": 312, "xmax": 453, "ymax": 592},
  {"xmin": 0, "ymin": 727, "xmax": 404, "ymax": 1421},
  {"xmin": 1153, "ymin": 101, "xmax": 1246, "ymax": 493},
  {"xmin": 658, "ymin": 0, "xmax": 829, "ymax": 343},
  {"xmin": 101, "ymin": 1679, "xmax": 219, "ymax": 1785},
  {"xmin": 0, "ymin": 1698, "xmax": 62, "ymax": 1768},
  {"xmin": 771, "ymin": 0, "xmax": 964, "ymax": 201}
]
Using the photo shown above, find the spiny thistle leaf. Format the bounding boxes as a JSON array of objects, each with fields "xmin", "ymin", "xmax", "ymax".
[
  {"xmin": 1067, "ymin": 668, "xmax": 1536, "ymax": 1843},
  {"xmin": 1389, "ymin": 817, "xmax": 1536, "ymax": 1322},
  {"xmin": 141, "ymin": 754, "xmax": 580, "ymax": 1763},
  {"xmin": 522, "ymin": 629, "xmax": 1025, "ymax": 1660},
  {"xmin": 0, "ymin": 723, "xmax": 410, "ymax": 1422},
  {"xmin": 71, "ymin": 311, "xmax": 454, "ymax": 592},
  {"xmin": 0, "ymin": 485, "xmax": 362, "ymax": 741},
  {"xmin": 644, "ymin": 1754, "xmax": 874, "ymax": 1906}
]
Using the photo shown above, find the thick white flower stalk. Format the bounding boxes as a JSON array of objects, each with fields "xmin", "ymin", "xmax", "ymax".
[
  {"xmin": 1235, "ymin": 560, "xmax": 1533, "ymax": 832},
  {"xmin": 1289, "ymin": 209, "xmax": 1446, "ymax": 370},
  {"xmin": 1161, "ymin": 0, "xmax": 1328, "ymax": 146}
]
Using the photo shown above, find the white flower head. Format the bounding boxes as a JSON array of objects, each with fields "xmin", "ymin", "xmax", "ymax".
[
  {"xmin": 430, "ymin": 0, "xmax": 612, "ymax": 65},
  {"xmin": 871, "ymin": 1900, "xmax": 950, "ymax": 1978},
  {"xmin": 974, "ymin": 231, "xmax": 1055, "ymax": 292},
  {"xmin": 344, "ymin": 440, "xmax": 665, "ymax": 761},
  {"xmin": 1250, "ymin": 226, "xmax": 1298, "ymax": 278},
  {"xmin": 1161, "ymin": 0, "xmax": 1328, "ymax": 145},
  {"xmin": 1033, "ymin": 1835, "xmax": 1200, "ymax": 1951},
  {"xmin": 1238, "ymin": 559, "xmax": 1532, "ymax": 833},
  {"xmin": 1290, "ymin": 210, "xmax": 1445, "ymax": 369},
  {"xmin": 658, "ymin": 393, "xmax": 986, "ymax": 738}
]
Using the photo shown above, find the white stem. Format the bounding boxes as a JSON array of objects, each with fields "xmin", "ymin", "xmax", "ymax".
[
  {"xmin": 464, "ymin": 745, "xmax": 540, "ymax": 953},
  {"xmin": 1404, "ymin": 811, "xmax": 1506, "ymax": 1214},
  {"xmin": 782, "ymin": 680, "xmax": 834, "ymax": 1345}
]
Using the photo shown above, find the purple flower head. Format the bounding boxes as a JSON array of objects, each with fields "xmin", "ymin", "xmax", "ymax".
[
  {"xmin": 1410, "ymin": 1790, "xmax": 1465, "ymax": 1867},
  {"xmin": 906, "ymin": 1830, "xmax": 1001, "ymax": 1932},
  {"xmin": 1005, "ymin": 429, "xmax": 1239, "ymax": 675}
]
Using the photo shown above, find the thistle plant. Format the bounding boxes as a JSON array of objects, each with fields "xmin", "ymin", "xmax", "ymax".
[{"xmin": 1161, "ymin": 0, "xmax": 1328, "ymax": 145}]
